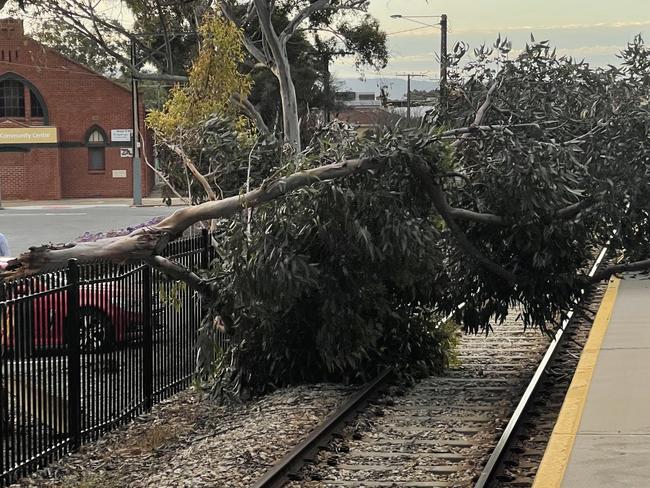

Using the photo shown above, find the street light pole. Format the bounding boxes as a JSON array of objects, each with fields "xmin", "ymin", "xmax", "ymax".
[
  {"xmin": 439, "ymin": 14, "xmax": 448, "ymax": 122},
  {"xmin": 131, "ymin": 41, "xmax": 142, "ymax": 206},
  {"xmin": 390, "ymin": 13, "xmax": 448, "ymax": 121}
]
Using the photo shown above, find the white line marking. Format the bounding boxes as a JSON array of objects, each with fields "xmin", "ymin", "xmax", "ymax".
[{"xmin": 0, "ymin": 212, "xmax": 88, "ymax": 216}]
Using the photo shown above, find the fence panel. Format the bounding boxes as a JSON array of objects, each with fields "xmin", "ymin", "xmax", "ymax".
[
  {"xmin": 0, "ymin": 231, "xmax": 217, "ymax": 486},
  {"xmin": 0, "ymin": 269, "xmax": 70, "ymax": 484}
]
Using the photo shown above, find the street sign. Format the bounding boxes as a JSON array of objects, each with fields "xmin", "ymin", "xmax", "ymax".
[{"xmin": 111, "ymin": 129, "xmax": 133, "ymax": 142}]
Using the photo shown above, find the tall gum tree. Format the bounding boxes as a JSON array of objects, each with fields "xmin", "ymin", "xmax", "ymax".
[{"xmin": 218, "ymin": 0, "xmax": 387, "ymax": 151}]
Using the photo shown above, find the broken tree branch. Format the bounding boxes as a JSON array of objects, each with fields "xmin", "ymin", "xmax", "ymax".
[
  {"xmin": 147, "ymin": 255, "xmax": 213, "ymax": 295},
  {"xmin": 407, "ymin": 155, "xmax": 517, "ymax": 286},
  {"xmin": 589, "ymin": 258, "xmax": 650, "ymax": 284},
  {"xmin": 2, "ymin": 153, "xmax": 395, "ymax": 281}
]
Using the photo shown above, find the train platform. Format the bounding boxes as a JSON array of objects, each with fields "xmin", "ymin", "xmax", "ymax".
[{"xmin": 533, "ymin": 275, "xmax": 650, "ymax": 488}]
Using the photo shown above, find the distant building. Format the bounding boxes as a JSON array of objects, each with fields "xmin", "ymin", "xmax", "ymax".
[
  {"xmin": 338, "ymin": 91, "xmax": 382, "ymax": 108},
  {"xmin": 334, "ymin": 108, "xmax": 397, "ymax": 137},
  {"xmin": 0, "ymin": 18, "xmax": 153, "ymax": 200},
  {"xmin": 334, "ymin": 91, "xmax": 397, "ymax": 136}
]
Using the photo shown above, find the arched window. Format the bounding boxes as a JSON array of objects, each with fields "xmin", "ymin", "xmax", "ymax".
[
  {"xmin": 86, "ymin": 127, "xmax": 107, "ymax": 172},
  {"xmin": 0, "ymin": 80, "xmax": 25, "ymax": 117},
  {"xmin": 0, "ymin": 74, "xmax": 49, "ymax": 123},
  {"xmin": 30, "ymin": 89, "xmax": 44, "ymax": 118}
]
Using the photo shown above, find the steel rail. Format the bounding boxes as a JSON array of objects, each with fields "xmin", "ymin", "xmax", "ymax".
[
  {"xmin": 473, "ymin": 245, "xmax": 609, "ymax": 488},
  {"xmin": 251, "ymin": 368, "xmax": 393, "ymax": 488}
]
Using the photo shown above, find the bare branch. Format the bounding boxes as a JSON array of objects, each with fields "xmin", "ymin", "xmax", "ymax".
[
  {"xmin": 140, "ymin": 136, "xmax": 190, "ymax": 206},
  {"xmin": 280, "ymin": 0, "xmax": 330, "ymax": 44},
  {"xmin": 447, "ymin": 207, "xmax": 506, "ymax": 225},
  {"xmin": 441, "ymin": 123, "xmax": 541, "ymax": 138},
  {"xmin": 452, "ymin": 76, "xmax": 502, "ymax": 148},
  {"xmin": 554, "ymin": 199, "xmax": 592, "ymax": 219},
  {"xmin": 168, "ymin": 144, "xmax": 218, "ymax": 202},
  {"xmin": 135, "ymin": 72, "xmax": 188, "ymax": 83},
  {"xmin": 147, "ymin": 255, "xmax": 213, "ymax": 296}
]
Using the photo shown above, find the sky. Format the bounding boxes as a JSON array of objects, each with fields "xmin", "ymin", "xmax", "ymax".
[{"xmin": 332, "ymin": 0, "xmax": 650, "ymax": 81}]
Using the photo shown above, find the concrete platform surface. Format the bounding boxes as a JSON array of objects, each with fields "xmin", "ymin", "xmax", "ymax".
[
  {"xmin": 562, "ymin": 277, "xmax": 650, "ymax": 488},
  {"xmin": 535, "ymin": 277, "xmax": 650, "ymax": 487}
]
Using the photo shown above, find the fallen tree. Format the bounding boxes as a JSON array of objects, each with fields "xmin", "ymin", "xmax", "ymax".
[{"xmin": 4, "ymin": 37, "xmax": 650, "ymax": 394}]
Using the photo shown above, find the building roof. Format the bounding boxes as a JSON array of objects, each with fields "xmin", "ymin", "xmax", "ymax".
[{"xmin": 334, "ymin": 107, "xmax": 398, "ymax": 127}]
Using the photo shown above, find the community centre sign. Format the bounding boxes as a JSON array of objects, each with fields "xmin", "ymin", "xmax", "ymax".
[{"xmin": 0, "ymin": 127, "xmax": 58, "ymax": 144}]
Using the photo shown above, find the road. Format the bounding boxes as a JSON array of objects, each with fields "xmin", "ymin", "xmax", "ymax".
[{"xmin": 0, "ymin": 204, "xmax": 179, "ymax": 255}]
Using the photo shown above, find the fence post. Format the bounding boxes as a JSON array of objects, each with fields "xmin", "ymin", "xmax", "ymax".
[
  {"xmin": 201, "ymin": 228, "xmax": 210, "ymax": 270},
  {"xmin": 65, "ymin": 259, "xmax": 81, "ymax": 450},
  {"xmin": 142, "ymin": 264, "xmax": 153, "ymax": 411}
]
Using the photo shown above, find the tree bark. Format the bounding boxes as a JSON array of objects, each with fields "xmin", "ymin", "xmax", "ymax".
[
  {"xmin": 274, "ymin": 53, "xmax": 302, "ymax": 151},
  {"xmin": 252, "ymin": 0, "xmax": 301, "ymax": 151}
]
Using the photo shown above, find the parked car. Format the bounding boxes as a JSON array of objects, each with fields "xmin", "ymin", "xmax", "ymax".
[{"xmin": 0, "ymin": 257, "xmax": 161, "ymax": 353}]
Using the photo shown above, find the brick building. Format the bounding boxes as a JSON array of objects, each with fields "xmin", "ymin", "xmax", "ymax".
[{"xmin": 0, "ymin": 18, "xmax": 154, "ymax": 200}]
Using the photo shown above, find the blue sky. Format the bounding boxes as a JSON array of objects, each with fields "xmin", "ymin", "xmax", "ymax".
[{"xmin": 332, "ymin": 0, "xmax": 650, "ymax": 80}]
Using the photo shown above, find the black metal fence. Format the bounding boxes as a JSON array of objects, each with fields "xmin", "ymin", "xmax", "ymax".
[{"xmin": 0, "ymin": 230, "xmax": 219, "ymax": 485}]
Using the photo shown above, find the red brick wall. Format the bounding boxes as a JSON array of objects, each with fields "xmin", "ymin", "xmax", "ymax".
[
  {"xmin": 0, "ymin": 19, "xmax": 154, "ymax": 200},
  {"xmin": 0, "ymin": 151, "xmax": 25, "ymax": 199}
]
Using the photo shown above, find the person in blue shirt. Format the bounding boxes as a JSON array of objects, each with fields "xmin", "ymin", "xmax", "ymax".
[{"xmin": 0, "ymin": 233, "xmax": 9, "ymax": 256}]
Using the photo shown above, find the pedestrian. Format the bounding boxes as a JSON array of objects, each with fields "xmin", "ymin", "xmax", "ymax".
[{"xmin": 0, "ymin": 233, "xmax": 9, "ymax": 256}]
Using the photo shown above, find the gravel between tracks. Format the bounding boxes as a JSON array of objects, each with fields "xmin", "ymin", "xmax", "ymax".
[{"xmin": 11, "ymin": 384, "xmax": 354, "ymax": 488}]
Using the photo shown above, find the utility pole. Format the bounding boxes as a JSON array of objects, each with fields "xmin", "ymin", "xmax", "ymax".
[
  {"xmin": 131, "ymin": 41, "xmax": 142, "ymax": 206},
  {"xmin": 322, "ymin": 51, "xmax": 332, "ymax": 123},
  {"xmin": 396, "ymin": 73, "xmax": 425, "ymax": 123},
  {"xmin": 439, "ymin": 13, "xmax": 448, "ymax": 121}
]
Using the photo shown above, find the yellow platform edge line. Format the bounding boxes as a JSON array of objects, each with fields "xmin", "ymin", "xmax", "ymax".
[{"xmin": 531, "ymin": 277, "xmax": 621, "ymax": 488}]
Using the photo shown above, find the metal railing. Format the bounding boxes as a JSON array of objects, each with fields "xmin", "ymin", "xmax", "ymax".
[{"xmin": 0, "ymin": 230, "xmax": 218, "ymax": 485}]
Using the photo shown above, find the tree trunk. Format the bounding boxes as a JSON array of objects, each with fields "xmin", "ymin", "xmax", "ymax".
[
  {"xmin": 275, "ymin": 53, "xmax": 301, "ymax": 152},
  {"xmin": 251, "ymin": 0, "xmax": 302, "ymax": 152}
]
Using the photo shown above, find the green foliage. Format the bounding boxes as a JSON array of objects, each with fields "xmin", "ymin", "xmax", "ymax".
[
  {"xmin": 158, "ymin": 115, "xmax": 282, "ymax": 204},
  {"xmin": 147, "ymin": 13, "xmax": 251, "ymax": 138},
  {"xmin": 185, "ymin": 36, "xmax": 650, "ymax": 398},
  {"xmin": 425, "ymin": 36, "xmax": 650, "ymax": 333},
  {"xmin": 338, "ymin": 15, "xmax": 388, "ymax": 70},
  {"xmin": 203, "ymin": 127, "xmax": 458, "ymax": 396}
]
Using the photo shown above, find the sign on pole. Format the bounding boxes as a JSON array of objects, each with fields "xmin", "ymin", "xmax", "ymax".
[{"xmin": 111, "ymin": 129, "xmax": 133, "ymax": 142}]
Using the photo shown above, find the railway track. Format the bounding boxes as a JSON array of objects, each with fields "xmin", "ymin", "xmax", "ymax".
[
  {"xmin": 252, "ymin": 252, "xmax": 609, "ymax": 488},
  {"xmin": 284, "ymin": 321, "xmax": 552, "ymax": 487}
]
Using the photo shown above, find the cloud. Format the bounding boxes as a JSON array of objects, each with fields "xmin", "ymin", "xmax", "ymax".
[
  {"xmin": 389, "ymin": 20, "xmax": 650, "ymax": 39},
  {"xmin": 456, "ymin": 20, "xmax": 650, "ymax": 34}
]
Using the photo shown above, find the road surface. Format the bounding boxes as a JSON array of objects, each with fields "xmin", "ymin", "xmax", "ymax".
[{"xmin": 0, "ymin": 204, "xmax": 178, "ymax": 255}]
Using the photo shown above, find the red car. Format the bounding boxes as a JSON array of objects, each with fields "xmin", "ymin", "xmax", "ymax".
[{"xmin": 1, "ymin": 257, "xmax": 158, "ymax": 353}]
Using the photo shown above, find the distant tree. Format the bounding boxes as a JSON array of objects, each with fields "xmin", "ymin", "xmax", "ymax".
[
  {"xmin": 31, "ymin": 18, "xmax": 124, "ymax": 77},
  {"xmin": 410, "ymin": 88, "xmax": 438, "ymax": 102},
  {"xmin": 219, "ymin": 0, "xmax": 388, "ymax": 151},
  {"xmin": 2, "ymin": 0, "xmax": 192, "ymax": 83}
]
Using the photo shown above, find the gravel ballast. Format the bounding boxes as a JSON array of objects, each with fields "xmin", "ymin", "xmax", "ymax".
[{"xmin": 12, "ymin": 384, "xmax": 354, "ymax": 488}]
